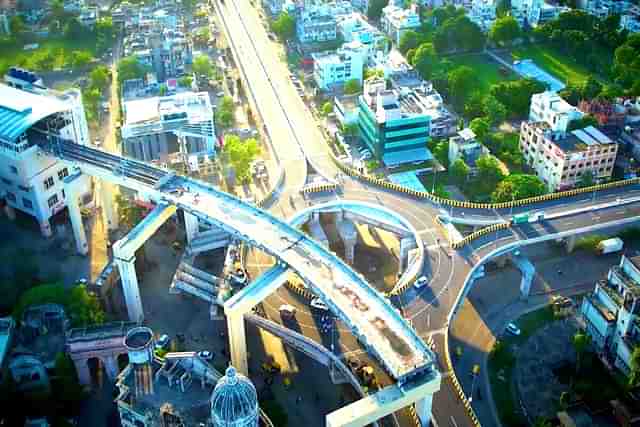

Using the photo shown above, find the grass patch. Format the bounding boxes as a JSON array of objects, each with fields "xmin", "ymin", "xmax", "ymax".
[
  {"xmin": 488, "ymin": 306, "xmax": 557, "ymax": 427},
  {"xmin": 510, "ymin": 44, "xmax": 603, "ymax": 86},
  {"xmin": 449, "ymin": 53, "xmax": 515, "ymax": 96},
  {"xmin": 0, "ymin": 37, "xmax": 97, "ymax": 76}
]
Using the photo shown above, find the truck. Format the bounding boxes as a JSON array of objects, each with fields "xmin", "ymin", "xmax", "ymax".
[
  {"xmin": 511, "ymin": 211, "xmax": 545, "ymax": 225},
  {"xmin": 597, "ymin": 237, "xmax": 624, "ymax": 254}
]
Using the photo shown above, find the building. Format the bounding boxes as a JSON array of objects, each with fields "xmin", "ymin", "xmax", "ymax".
[
  {"xmin": 581, "ymin": 254, "xmax": 640, "ymax": 378},
  {"xmin": 621, "ymin": 5, "xmax": 640, "ymax": 33},
  {"xmin": 467, "ymin": 0, "xmax": 497, "ymax": 32},
  {"xmin": 120, "ymin": 91, "xmax": 216, "ymax": 162},
  {"xmin": 578, "ymin": 99, "xmax": 626, "ymax": 128},
  {"xmin": 520, "ymin": 122, "xmax": 618, "ymax": 191},
  {"xmin": 0, "ymin": 12, "xmax": 10, "ymax": 36},
  {"xmin": 337, "ymin": 12, "xmax": 385, "ymax": 51},
  {"xmin": 78, "ymin": 6, "xmax": 99, "ymax": 28},
  {"xmin": 262, "ymin": 0, "xmax": 284, "ymax": 15},
  {"xmin": 529, "ymin": 91, "xmax": 584, "ymax": 133},
  {"xmin": 380, "ymin": 4, "xmax": 421, "ymax": 45},
  {"xmin": 116, "ymin": 327, "xmax": 264, "ymax": 426},
  {"xmin": 448, "ymin": 128, "xmax": 489, "ymax": 170},
  {"xmin": 334, "ymin": 94, "xmax": 360, "ymax": 126},
  {"xmin": 312, "ymin": 41, "xmax": 367, "ymax": 90},
  {"xmin": 358, "ymin": 78, "xmax": 432, "ymax": 167},
  {"xmin": 0, "ymin": 317, "xmax": 14, "ymax": 383},
  {"xmin": 0, "ymin": 69, "xmax": 91, "ymax": 237},
  {"xmin": 511, "ymin": 0, "xmax": 565, "ymax": 27},
  {"xmin": 296, "ymin": 6, "xmax": 337, "ymax": 44}
]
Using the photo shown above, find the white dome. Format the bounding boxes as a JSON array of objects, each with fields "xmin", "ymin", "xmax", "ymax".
[{"xmin": 210, "ymin": 366, "xmax": 259, "ymax": 427}]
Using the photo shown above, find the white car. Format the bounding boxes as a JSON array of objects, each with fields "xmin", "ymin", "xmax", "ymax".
[
  {"xmin": 506, "ymin": 323, "xmax": 521, "ymax": 336},
  {"xmin": 155, "ymin": 334, "xmax": 171, "ymax": 350},
  {"xmin": 279, "ymin": 304, "xmax": 296, "ymax": 318},
  {"xmin": 216, "ymin": 91, "xmax": 225, "ymax": 97},
  {"xmin": 310, "ymin": 297, "xmax": 329, "ymax": 311},
  {"xmin": 414, "ymin": 276, "xmax": 429, "ymax": 289},
  {"xmin": 197, "ymin": 351, "xmax": 213, "ymax": 360},
  {"xmin": 361, "ymin": 152, "xmax": 372, "ymax": 161}
]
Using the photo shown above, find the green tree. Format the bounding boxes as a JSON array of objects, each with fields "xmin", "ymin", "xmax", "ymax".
[
  {"xmin": 470, "ymin": 117, "xmax": 490, "ymax": 141},
  {"xmin": 343, "ymin": 123, "xmax": 359, "ymax": 137},
  {"xmin": 117, "ymin": 56, "xmax": 148, "ymax": 83},
  {"xmin": 344, "ymin": 78, "xmax": 361, "ymax": 95},
  {"xmin": 194, "ymin": 27, "xmax": 210, "ymax": 44},
  {"xmin": 192, "ymin": 55, "xmax": 213, "ymax": 77},
  {"xmin": 581, "ymin": 76, "xmax": 602, "ymax": 100},
  {"xmin": 448, "ymin": 66, "xmax": 477, "ymax": 109},
  {"xmin": 630, "ymin": 347, "xmax": 640, "ymax": 388},
  {"xmin": 398, "ymin": 30, "xmax": 423, "ymax": 54},
  {"xmin": 216, "ymin": 96, "xmax": 235, "ymax": 128},
  {"xmin": 115, "ymin": 194, "xmax": 147, "ymax": 230},
  {"xmin": 89, "ymin": 65, "xmax": 110, "ymax": 91},
  {"xmin": 567, "ymin": 114, "xmax": 599, "ymax": 131},
  {"xmin": 598, "ymin": 83, "xmax": 624, "ymax": 100},
  {"xmin": 490, "ymin": 78, "xmax": 547, "ymax": 117},
  {"xmin": 449, "ymin": 159, "xmax": 470, "ymax": 185},
  {"xmin": 67, "ymin": 285, "xmax": 105, "ymax": 326},
  {"xmin": 463, "ymin": 92, "xmax": 485, "ymax": 119},
  {"xmin": 321, "ymin": 101, "xmax": 333, "ymax": 116},
  {"xmin": 491, "ymin": 174, "xmax": 546, "ymax": 202},
  {"xmin": 576, "ymin": 170, "xmax": 595, "ymax": 188},
  {"xmin": 9, "ymin": 15, "xmax": 25, "ymax": 37},
  {"xmin": 271, "ymin": 12, "xmax": 296, "ymax": 40},
  {"xmin": 70, "ymin": 51, "xmax": 92, "ymax": 69},
  {"xmin": 178, "ymin": 75, "xmax": 193, "ymax": 87},
  {"xmin": 411, "ymin": 43, "xmax": 437, "ymax": 80},
  {"xmin": 476, "ymin": 155, "xmax": 505, "ymax": 193},
  {"xmin": 222, "ymin": 135, "xmax": 261, "ymax": 183},
  {"xmin": 533, "ymin": 418, "xmax": 553, "ymax": 427},
  {"xmin": 482, "ymin": 95, "xmax": 507, "ymax": 126},
  {"xmin": 428, "ymin": 138, "xmax": 449, "ymax": 166},
  {"xmin": 489, "ymin": 16, "xmax": 521, "ymax": 46},
  {"xmin": 559, "ymin": 84, "xmax": 582, "ymax": 105},
  {"xmin": 54, "ymin": 352, "xmax": 87, "ymax": 414},
  {"xmin": 367, "ymin": 0, "xmax": 388, "ymax": 20},
  {"xmin": 572, "ymin": 332, "xmax": 591, "ymax": 373}
]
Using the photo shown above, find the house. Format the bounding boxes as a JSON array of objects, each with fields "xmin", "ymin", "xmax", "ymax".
[
  {"xmin": 530, "ymin": 91, "xmax": 584, "ymax": 133},
  {"xmin": 0, "ymin": 69, "xmax": 91, "ymax": 237},
  {"xmin": 357, "ymin": 78, "xmax": 433, "ymax": 167},
  {"xmin": 511, "ymin": 0, "xmax": 565, "ymax": 27},
  {"xmin": 296, "ymin": 5, "xmax": 337, "ymax": 44},
  {"xmin": 467, "ymin": 0, "xmax": 497, "ymax": 32},
  {"xmin": 581, "ymin": 254, "xmax": 640, "ymax": 378},
  {"xmin": 520, "ymin": 122, "xmax": 618, "ymax": 191},
  {"xmin": 380, "ymin": 4, "xmax": 421, "ymax": 45},
  {"xmin": 337, "ymin": 12, "xmax": 385, "ymax": 53},
  {"xmin": 312, "ymin": 41, "xmax": 367, "ymax": 90},
  {"xmin": 448, "ymin": 128, "xmax": 489, "ymax": 171}
]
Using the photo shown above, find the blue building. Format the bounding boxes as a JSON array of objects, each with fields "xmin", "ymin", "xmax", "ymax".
[{"xmin": 358, "ymin": 79, "xmax": 432, "ymax": 167}]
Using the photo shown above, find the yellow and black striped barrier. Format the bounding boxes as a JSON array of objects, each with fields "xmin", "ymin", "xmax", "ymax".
[
  {"xmin": 452, "ymin": 222, "xmax": 511, "ymax": 249},
  {"xmin": 285, "ymin": 280, "xmax": 314, "ymax": 300},
  {"xmin": 301, "ymin": 181, "xmax": 339, "ymax": 195}
]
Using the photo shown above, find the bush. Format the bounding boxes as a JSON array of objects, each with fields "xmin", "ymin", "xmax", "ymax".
[{"xmin": 575, "ymin": 234, "xmax": 607, "ymax": 253}]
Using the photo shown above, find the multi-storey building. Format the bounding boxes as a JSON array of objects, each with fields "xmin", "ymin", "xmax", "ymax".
[
  {"xmin": 581, "ymin": 254, "xmax": 640, "ymax": 378},
  {"xmin": 121, "ymin": 91, "xmax": 216, "ymax": 162},
  {"xmin": 529, "ymin": 91, "xmax": 584, "ymax": 133},
  {"xmin": 519, "ymin": 121, "xmax": 618, "ymax": 191},
  {"xmin": 358, "ymin": 79, "xmax": 433, "ymax": 166},
  {"xmin": 0, "ymin": 69, "xmax": 91, "ymax": 237},
  {"xmin": 296, "ymin": 4, "xmax": 340, "ymax": 44},
  {"xmin": 468, "ymin": 0, "xmax": 497, "ymax": 32},
  {"xmin": 337, "ymin": 12, "xmax": 385, "ymax": 52},
  {"xmin": 511, "ymin": 0, "xmax": 565, "ymax": 27},
  {"xmin": 380, "ymin": 4, "xmax": 421, "ymax": 45},
  {"xmin": 312, "ymin": 41, "xmax": 367, "ymax": 90},
  {"xmin": 448, "ymin": 128, "xmax": 489, "ymax": 171}
]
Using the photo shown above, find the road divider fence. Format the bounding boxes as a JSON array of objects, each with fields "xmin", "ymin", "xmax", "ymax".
[
  {"xmin": 285, "ymin": 280, "xmax": 314, "ymax": 300},
  {"xmin": 301, "ymin": 181, "xmax": 339, "ymax": 195},
  {"xmin": 451, "ymin": 222, "xmax": 512, "ymax": 249},
  {"xmin": 443, "ymin": 334, "xmax": 482, "ymax": 427}
]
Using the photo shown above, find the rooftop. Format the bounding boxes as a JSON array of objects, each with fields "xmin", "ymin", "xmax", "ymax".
[
  {"xmin": 553, "ymin": 126, "xmax": 615, "ymax": 153},
  {"xmin": 67, "ymin": 321, "xmax": 138, "ymax": 343},
  {"xmin": 0, "ymin": 84, "xmax": 70, "ymax": 143}
]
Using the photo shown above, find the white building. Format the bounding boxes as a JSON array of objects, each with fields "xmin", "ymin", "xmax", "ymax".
[
  {"xmin": 0, "ymin": 13, "xmax": 10, "ymax": 36},
  {"xmin": 529, "ymin": 91, "xmax": 584, "ymax": 133},
  {"xmin": 520, "ymin": 122, "xmax": 618, "ymax": 191},
  {"xmin": 620, "ymin": 6, "xmax": 640, "ymax": 33},
  {"xmin": 297, "ymin": 7, "xmax": 338, "ymax": 44},
  {"xmin": 0, "ymin": 69, "xmax": 92, "ymax": 237},
  {"xmin": 337, "ymin": 13, "xmax": 385, "ymax": 52},
  {"xmin": 581, "ymin": 254, "xmax": 640, "ymax": 378},
  {"xmin": 511, "ymin": 0, "xmax": 565, "ymax": 27},
  {"xmin": 312, "ymin": 41, "xmax": 367, "ymax": 90},
  {"xmin": 468, "ymin": 0, "xmax": 497, "ymax": 32},
  {"xmin": 448, "ymin": 128, "xmax": 489, "ymax": 170},
  {"xmin": 380, "ymin": 4, "xmax": 421, "ymax": 45},
  {"xmin": 121, "ymin": 91, "xmax": 216, "ymax": 162}
]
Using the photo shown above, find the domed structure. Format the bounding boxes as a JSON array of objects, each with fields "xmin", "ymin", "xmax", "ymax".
[{"xmin": 210, "ymin": 366, "xmax": 259, "ymax": 427}]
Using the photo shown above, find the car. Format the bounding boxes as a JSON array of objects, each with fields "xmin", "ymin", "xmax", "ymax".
[
  {"xmin": 279, "ymin": 304, "xmax": 296, "ymax": 318},
  {"xmin": 310, "ymin": 297, "xmax": 329, "ymax": 311},
  {"xmin": 216, "ymin": 91, "xmax": 225, "ymax": 97},
  {"xmin": 94, "ymin": 139, "xmax": 102, "ymax": 147},
  {"xmin": 155, "ymin": 334, "xmax": 171, "ymax": 350},
  {"xmin": 197, "ymin": 351, "xmax": 214, "ymax": 360},
  {"xmin": 414, "ymin": 276, "xmax": 429, "ymax": 289},
  {"xmin": 361, "ymin": 152, "xmax": 372, "ymax": 160},
  {"xmin": 506, "ymin": 323, "xmax": 521, "ymax": 336}
]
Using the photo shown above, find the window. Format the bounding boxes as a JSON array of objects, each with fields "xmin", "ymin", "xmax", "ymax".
[
  {"xmin": 62, "ymin": 189, "xmax": 65, "ymax": 199},
  {"xmin": 6, "ymin": 191, "xmax": 16, "ymax": 202},
  {"xmin": 10, "ymin": 166, "xmax": 17, "ymax": 174},
  {"xmin": 58, "ymin": 168, "xmax": 69, "ymax": 180},
  {"xmin": 47, "ymin": 194, "xmax": 59, "ymax": 208},
  {"xmin": 23, "ymin": 198, "xmax": 33, "ymax": 209},
  {"xmin": 43, "ymin": 176, "xmax": 54, "ymax": 190}
]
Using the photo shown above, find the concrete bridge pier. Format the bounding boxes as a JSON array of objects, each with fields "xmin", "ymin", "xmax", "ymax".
[
  {"xmin": 399, "ymin": 237, "xmax": 417, "ymax": 272},
  {"xmin": 103, "ymin": 355, "xmax": 120, "ymax": 381},
  {"xmin": 566, "ymin": 235, "xmax": 577, "ymax": 253},
  {"xmin": 309, "ymin": 212, "xmax": 329, "ymax": 247},
  {"xmin": 416, "ymin": 395, "xmax": 434, "ymax": 426},
  {"xmin": 115, "ymin": 255, "xmax": 144, "ymax": 322},
  {"xmin": 510, "ymin": 252, "xmax": 535, "ymax": 299},
  {"xmin": 64, "ymin": 172, "xmax": 89, "ymax": 255},
  {"xmin": 101, "ymin": 183, "xmax": 119, "ymax": 231},
  {"xmin": 184, "ymin": 211, "xmax": 200, "ymax": 244},
  {"xmin": 337, "ymin": 217, "xmax": 357, "ymax": 265},
  {"xmin": 227, "ymin": 311, "xmax": 249, "ymax": 376}
]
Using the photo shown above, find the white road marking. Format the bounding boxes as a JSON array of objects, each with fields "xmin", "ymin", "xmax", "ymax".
[{"xmin": 450, "ymin": 416, "xmax": 459, "ymax": 427}]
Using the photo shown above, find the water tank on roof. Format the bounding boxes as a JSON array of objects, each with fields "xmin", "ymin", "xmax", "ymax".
[
  {"xmin": 124, "ymin": 326, "xmax": 154, "ymax": 365},
  {"xmin": 210, "ymin": 366, "xmax": 259, "ymax": 427}
]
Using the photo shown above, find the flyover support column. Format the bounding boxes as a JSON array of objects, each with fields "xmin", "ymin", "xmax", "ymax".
[
  {"xmin": 103, "ymin": 355, "xmax": 120, "ymax": 381},
  {"xmin": 337, "ymin": 217, "xmax": 357, "ymax": 265},
  {"xmin": 64, "ymin": 172, "xmax": 89, "ymax": 255},
  {"xmin": 115, "ymin": 255, "xmax": 144, "ymax": 322},
  {"xmin": 101, "ymin": 182, "xmax": 119, "ymax": 231},
  {"xmin": 184, "ymin": 211, "xmax": 200, "ymax": 244},
  {"xmin": 566, "ymin": 235, "xmax": 577, "ymax": 254},
  {"xmin": 399, "ymin": 237, "xmax": 417, "ymax": 273},
  {"xmin": 309, "ymin": 212, "xmax": 329, "ymax": 247},
  {"xmin": 227, "ymin": 311, "xmax": 249, "ymax": 376},
  {"xmin": 415, "ymin": 395, "xmax": 434, "ymax": 426},
  {"xmin": 511, "ymin": 252, "xmax": 535, "ymax": 299},
  {"xmin": 74, "ymin": 358, "xmax": 92, "ymax": 386}
]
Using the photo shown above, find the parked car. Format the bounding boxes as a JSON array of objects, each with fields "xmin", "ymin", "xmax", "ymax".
[
  {"xmin": 361, "ymin": 152, "xmax": 372, "ymax": 161},
  {"xmin": 414, "ymin": 276, "xmax": 429, "ymax": 289},
  {"xmin": 197, "ymin": 351, "xmax": 214, "ymax": 360},
  {"xmin": 216, "ymin": 91, "xmax": 225, "ymax": 97},
  {"xmin": 506, "ymin": 323, "xmax": 521, "ymax": 336},
  {"xmin": 310, "ymin": 297, "xmax": 329, "ymax": 311},
  {"xmin": 279, "ymin": 304, "xmax": 296, "ymax": 318},
  {"xmin": 155, "ymin": 334, "xmax": 171, "ymax": 350}
]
